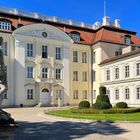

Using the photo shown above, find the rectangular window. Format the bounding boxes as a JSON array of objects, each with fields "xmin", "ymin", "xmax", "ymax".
[
  {"xmin": 0, "ymin": 21, "xmax": 11, "ymax": 31},
  {"xmin": 27, "ymin": 89, "xmax": 33, "ymax": 100},
  {"xmin": 93, "ymin": 71, "xmax": 96, "ymax": 81},
  {"xmin": 106, "ymin": 90, "xmax": 110, "ymax": 99},
  {"xmin": 136, "ymin": 63, "xmax": 140, "ymax": 76},
  {"xmin": 115, "ymin": 68, "xmax": 119, "ymax": 79},
  {"xmin": 27, "ymin": 43, "xmax": 33, "ymax": 57},
  {"xmin": 42, "ymin": 45, "xmax": 48, "ymax": 58},
  {"xmin": 2, "ymin": 91, "xmax": 8, "ymax": 99},
  {"xmin": 56, "ymin": 90, "xmax": 62, "ymax": 100},
  {"xmin": 27, "ymin": 66, "xmax": 33, "ymax": 78},
  {"xmin": 42, "ymin": 68, "xmax": 48, "ymax": 79},
  {"xmin": 2, "ymin": 42, "xmax": 7, "ymax": 56},
  {"xmin": 73, "ymin": 90, "xmax": 78, "ymax": 99},
  {"xmin": 106, "ymin": 70, "xmax": 110, "ymax": 81},
  {"xmin": 125, "ymin": 88, "xmax": 130, "ymax": 99},
  {"xmin": 82, "ymin": 52, "xmax": 87, "ymax": 63},
  {"xmin": 83, "ymin": 90, "xmax": 87, "ymax": 99},
  {"xmin": 56, "ymin": 69, "xmax": 61, "ymax": 80},
  {"xmin": 56, "ymin": 47, "xmax": 61, "ymax": 60},
  {"xmin": 93, "ymin": 90, "xmax": 96, "ymax": 99},
  {"xmin": 115, "ymin": 89, "xmax": 119, "ymax": 100},
  {"xmin": 73, "ymin": 51, "xmax": 78, "ymax": 62},
  {"xmin": 82, "ymin": 71, "xmax": 87, "ymax": 81},
  {"xmin": 136, "ymin": 87, "xmax": 140, "ymax": 99},
  {"xmin": 73, "ymin": 71, "xmax": 78, "ymax": 81},
  {"xmin": 125, "ymin": 65, "xmax": 129, "ymax": 78},
  {"xmin": 93, "ymin": 51, "xmax": 96, "ymax": 63}
]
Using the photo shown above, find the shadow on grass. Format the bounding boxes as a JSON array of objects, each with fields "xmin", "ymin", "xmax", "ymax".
[{"xmin": 14, "ymin": 121, "xmax": 129, "ymax": 140}]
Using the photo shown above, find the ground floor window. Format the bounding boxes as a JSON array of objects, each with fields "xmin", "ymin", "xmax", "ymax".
[
  {"xmin": 27, "ymin": 89, "xmax": 33, "ymax": 100},
  {"xmin": 2, "ymin": 92, "xmax": 8, "ymax": 99},
  {"xmin": 136, "ymin": 87, "xmax": 140, "ymax": 99},
  {"xmin": 115, "ymin": 89, "xmax": 119, "ymax": 100},
  {"xmin": 56, "ymin": 90, "xmax": 62, "ymax": 100},
  {"xmin": 125, "ymin": 88, "xmax": 130, "ymax": 100},
  {"xmin": 93, "ymin": 90, "xmax": 96, "ymax": 99},
  {"xmin": 73, "ymin": 90, "xmax": 78, "ymax": 99},
  {"xmin": 106, "ymin": 90, "xmax": 110, "ymax": 99},
  {"xmin": 83, "ymin": 90, "xmax": 87, "ymax": 99}
]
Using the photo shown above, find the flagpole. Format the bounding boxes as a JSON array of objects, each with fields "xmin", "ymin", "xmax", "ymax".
[{"xmin": 104, "ymin": 0, "xmax": 106, "ymax": 17}]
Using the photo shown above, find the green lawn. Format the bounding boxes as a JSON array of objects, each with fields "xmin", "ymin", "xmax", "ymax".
[{"xmin": 46, "ymin": 109, "xmax": 140, "ymax": 121}]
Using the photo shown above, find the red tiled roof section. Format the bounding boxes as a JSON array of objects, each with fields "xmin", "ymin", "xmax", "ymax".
[
  {"xmin": 100, "ymin": 49, "xmax": 140, "ymax": 65},
  {"xmin": 93, "ymin": 27, "xmax": 140, "ymax": 46}
]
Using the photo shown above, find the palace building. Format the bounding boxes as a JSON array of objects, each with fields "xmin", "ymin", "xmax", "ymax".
[{"xmin": 1, "ymin": 6, "xmax": 140, "ymax": 107}]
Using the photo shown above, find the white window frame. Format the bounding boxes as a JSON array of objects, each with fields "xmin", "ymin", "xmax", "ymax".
[
  {"xmin": 27, "ymin": 66, "xmax": 33, "ymax": 78},
  {"xmin": 56, "ymin": 47, "xmax": 61, "ymax": 60},
  {"xmin": 0, "ymin": 21, "xmax": 11, "ymax": 31},
  {"xmin": 73, "ymin": 51, "xmax": 78, "ymax": 62},
  {"xmin": 42, "ymin": 45, "xmax": 48, "ymax": 58},
  {"xmin": 106, "ymin": 70, "xmax": 110, "ymax": 81},
  {"xmin": 2, "ymin": 42, "xmax": 7, "ymax": 56},
  {"xmin": 115, "ymin": 89, "xmax": 119, "ymax": 100},
  {"xmin": 125, "ymin": 65, "xmax": 129, "ymax": 78},
  {"xmin": 42, "ymin": 68, "xmax": 48, "ymax": 79},
  {"xmin": 125, "ymin": 88, "xmax": 130, "ymax": 100},
  {"xmin": 136, "ymin": 87, "xmax": 140, "ymax": 99},
  {"xmin": 136, "ymin": 63, "xmax": 140, "ymax": 76},
  {"xmin": 27, "ymin": 43, "xmax": 33, "ymax": 57},
  {"xmin": 115, "ymin": 68, "xmax": 119, "ymax": 79},
  {"xmin": 56, "ymin": 69, "xmax": 61, "ymax": 80},
  {"xmin": 27, "ymin": 89, "xmax": 33, "ymax": 100}
]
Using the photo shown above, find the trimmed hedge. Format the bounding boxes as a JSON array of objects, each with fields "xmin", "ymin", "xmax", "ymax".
[
  {"xmin": 116, "ymin": 102, "xmax": 128, "ymax": 108},
  {"xmin": 92, "ymin": 86, "xmax": 112, "ymax": 110},
  {"xmin": 70, "ymin": 107, "xmax": 140, "ymax": 114},
  {"xmin": 78, "ymin": 101, "xmax": 90, "ymax": 109}
]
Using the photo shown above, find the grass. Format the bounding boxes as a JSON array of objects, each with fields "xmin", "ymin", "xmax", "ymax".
[{"xmin": 46, "ymin": 109, "xmax": 140, "ymax": 121}]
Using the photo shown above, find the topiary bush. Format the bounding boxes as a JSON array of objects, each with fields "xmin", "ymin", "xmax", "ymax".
[
  {"xmin": 92, "ymin": 86, "xmax": 112, "ymax": 110},
  {"xmin": 116, "ymin": 102, "xmax": 128, "ymax": 108},
  {"xmin": 78, "ymin": 101, "xmax": 90, "ymax": 109}
]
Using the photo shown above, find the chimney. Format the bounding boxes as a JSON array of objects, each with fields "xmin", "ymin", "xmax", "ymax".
[
  {"xmin": 102, "ymin": 16, "xmax": 110, "ymax": 26},
  {"xmin": 115, "ymin": 19, "xmax": 120, "ymax": 28},
  {"xmin": 93, "ymin": 22, "xmax": 101, "ymax": 29}
]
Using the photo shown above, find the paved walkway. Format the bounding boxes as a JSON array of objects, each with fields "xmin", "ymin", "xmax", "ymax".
[{"xmin": 3, "ymin": 107, "xmax": 140, "ymax": 140}]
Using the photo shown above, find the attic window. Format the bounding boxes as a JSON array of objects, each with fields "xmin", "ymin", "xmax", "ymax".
[
  {"xmin": 124, "ymin": 35, "xmax": 131, "ymax": 45},
  {"xmin": 0, "ymin": 19, "xmax": 11, "ymax": 31},
  {"xmin": 70, "ymin": 31, "xmax": 80, "ymax": 42}
]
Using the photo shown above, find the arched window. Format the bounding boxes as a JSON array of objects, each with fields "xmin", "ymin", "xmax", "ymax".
[
  {"xmin": 69, "ymin": 31, "xmax": 80, "ymax": 42},
  {"xmin": 42, "ymin": 88, "xmax": 49, "ymax": 92},
  {"xmin": 0, "ymin": 19, "xmax": 11, "ymax": 31}
]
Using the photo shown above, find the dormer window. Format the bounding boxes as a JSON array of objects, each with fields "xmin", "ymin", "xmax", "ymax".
[
  {"xmin": 70, "ymin": 31, "xmax": 80, "ymax": 42},
  {"xmin": 124, "ymin": 35, "xmax": 131, "ymax": 45},
  {"xmin": 0, "ymin": 19, "xmax": 11, "ymax": 31}
]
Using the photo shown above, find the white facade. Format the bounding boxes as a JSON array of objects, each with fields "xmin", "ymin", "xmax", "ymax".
[
  {"xmin": 101, "ymin": 53, "xmax": 140, "ymax": 107},
  {"xmin": 1, "ymin": 23, "xmax": 73, "ymax": 107}
]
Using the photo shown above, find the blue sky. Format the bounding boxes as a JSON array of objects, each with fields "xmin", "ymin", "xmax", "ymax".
[{"xmin": 0, "ymin": 0, "xmax": 140, "ymax": 35}]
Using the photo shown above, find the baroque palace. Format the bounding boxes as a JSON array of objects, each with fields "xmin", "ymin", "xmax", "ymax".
[{"xmin": 1, "ymin": 6, "xmax": 140, "ymax": 107}]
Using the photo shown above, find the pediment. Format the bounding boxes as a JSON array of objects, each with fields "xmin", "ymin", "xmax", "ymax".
[{"xmin": 13, "ymin": 24, "xmax": 73, "ymax": 43}]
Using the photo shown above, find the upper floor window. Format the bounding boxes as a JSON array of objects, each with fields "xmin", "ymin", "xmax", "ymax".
[
  {"xmin": 124, "ymin": 35, "xmax": 131, "ymax": 45},
  {"xmin": 56, "ymin": 69, "xmax": 61, "ymax": 80},
  {"xmin": 106, "ymin": 70, "xmax": 110, "ymax": 81},
  {"xmin": 82, "ymin": 71, "xmax": 87, "ymax": 81},
  {"xmin": 56, "ymin": 47, "xmax": 61, "ymax": 60},
  {"xmin": 73, "ymin": 51, "xmax": 78, "ymax": 62},
  {"xmin": 42, "ymin": 45, "xmax": 48, "ymax": 58},
  {"xmin": 136, "ymin": 63, "xmax": 140, "ymax": 76},
  {"xmin": 93, "ymin": 51, "xmax": 96, "ymax": 63},
  {"xmin": 0, "ymin": 20, "xmax": 11, "ymax": 31},
  {"xmin": 27, "ymin": 66, "xmax": 33, "ymax": 78},
  {"xmin": 27, "ymin": 43, "xmax": 33, "ymax": 57},
  {"xmin": 42, "ymin": 68, "xmax": 48, "ymax": 79},
  {"xmin": 93, "ymin": 70, "xmax": 96, "ymax": 81},
  {"xmin": 70, "ymin": 31, "xmax": 80, "ymax": 42},
  {"xmin": 82, "ymin": 52, "xmax": 87, "ymax": 63},
  {"xmin": 115, "ymin": 68, "xmax": 119, "ymax": 79},
  {"xmin": 125, "ymin": 65, "xmax": 129, "ymax": 78},
  {"xmin": 73, "ymin": 71, "xmax": 78, "ymax": 81},
  {"xmin": 2, "ymin": 42, "xmax": 7, "ymax": 56}
]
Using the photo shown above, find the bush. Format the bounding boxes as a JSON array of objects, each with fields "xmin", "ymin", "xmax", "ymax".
[
  {"xmin": 78, "ymin": 101, "xmax": 90, "ymax": 109},
  {"xmin": 116, "ymin": 102, "xmax": 128, "ymax": 108},
  {"xmin": 92, "ymin": 86, "xmax": 112, "ymax": 110}
]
